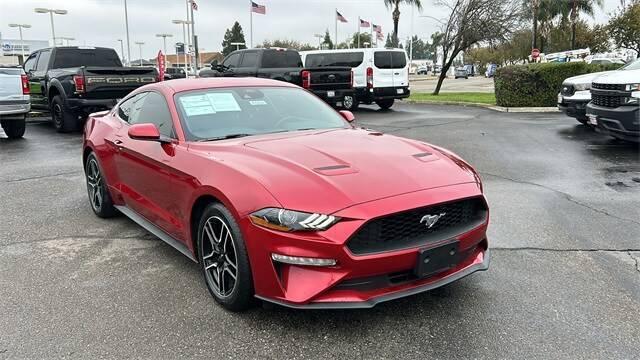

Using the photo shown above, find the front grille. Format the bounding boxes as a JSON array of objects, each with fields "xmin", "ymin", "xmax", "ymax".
[
  {"xmin": 592, "ymin": 94, "xmax": 623, "ymax": 108},
  {"xmin": 592, "ymin": 83, "xmax": 625, "ymax": 91},
  {"xmin": 561, "ymin": 85, "xmax": 575, "ymax": 96},
  {"xmin": 347, "ymin": 197, "xmax": 488, "ymax": 255}
]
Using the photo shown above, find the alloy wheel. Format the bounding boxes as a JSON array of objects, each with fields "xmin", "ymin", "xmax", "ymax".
[
  {"xmin": 86, "ymin": 158, "xmax": 103, "ymax": 211},
  {"xmin": 343, "ymin": 95, "xmax": 354, "ymax": 110},
  {"xmin": 201, "ymin": 216, "xmax": 238, "ymax": 298}
]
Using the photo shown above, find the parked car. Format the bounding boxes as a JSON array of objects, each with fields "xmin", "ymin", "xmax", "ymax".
[
  {"xmin": 586, "ymin": 65, "xmax": 640, "ymax": 142},
  {"xmin": 24, "ymin": 46, "xmax": 157, "ymax": 132},
  {"xmin": 485, "ymin": 64, "xmax": 497, "ymax": 78},
  {"xmin": 416, "ymin": 65, "xmax": 429, "ymax": 75},
  {"xmin": 557, "ymin": 72, "xmax": 609, "ymax": 124},
  {"xmin": 463, "ymin": 64, "xmax": 475, "ymax": 76},
  {"xmin": 0, "ymin": 66, "xmax": 30, "ymax": 138},
  {"xmin": 301, "ymin": 48, "xmax": 410, "ymax": 110},
  {"xmin": 83, "ymin": 77, "xmax": 490, "ymax": 311},
  {"xmin": 587, "ymin": 58, "xmax": 626, "ymax": 66},
  {"xmin": 199, "ymin": 48, "xmax": 355, "ymax": 110},
  {"xmin": 454, "ymin": 67, "xmax": 468, "ymax": 79},
  {"xmin": 165, "ymin": 67, "xmax": 186, "ymax": 79}
]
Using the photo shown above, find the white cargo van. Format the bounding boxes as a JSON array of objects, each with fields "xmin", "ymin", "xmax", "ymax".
[{"xmin": 301, "ymin": 48, "xmax": 409, "ymax": 110}]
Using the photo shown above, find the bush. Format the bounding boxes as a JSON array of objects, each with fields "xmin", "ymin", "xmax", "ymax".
[{"xmin": 494, "ymin": 62, "xmax": 623, "ymax": 107}]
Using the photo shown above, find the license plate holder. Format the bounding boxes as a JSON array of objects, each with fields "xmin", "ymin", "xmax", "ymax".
[
  {"xmin": 557, "ymin": 93, "xmax": 563, "ymax": 104},
  {"xmin": 415, "ymin": 241, "xmax": 460, "ymax": 278},
  {"xmin": 587, "ymin": 114, "xmax": 598, "ymax": 126},
  {"xmin": 327, "ymin": 91, "xmax": 335, "ymax": 98}
]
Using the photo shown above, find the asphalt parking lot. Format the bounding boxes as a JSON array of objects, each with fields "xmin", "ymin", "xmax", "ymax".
[{"xmin": 1, "ymin": 103, "xmax": 639, "ymax": 358}]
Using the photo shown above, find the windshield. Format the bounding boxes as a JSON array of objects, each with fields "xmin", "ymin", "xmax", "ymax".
[
  {"xmin": 174, "ymin": 87, "xmax": 348, "ymax": 141},
  {"xmin": 622, "ymin": 58, "xmax": 640, "ymax": 70},
  {"xmin": 52, "ymin": 48, "xmax": 122, "ymax": 68}
]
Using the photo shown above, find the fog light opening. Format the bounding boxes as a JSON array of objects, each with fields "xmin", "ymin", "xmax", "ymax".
[{"xmin": 271, "ymin": 253, "xmax": 337, "ymax": 267}]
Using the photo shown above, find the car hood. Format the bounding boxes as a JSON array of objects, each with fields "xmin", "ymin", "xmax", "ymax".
[
  {"xmin": 189, "ymin": 129, "xmax": 479, "ymax": 214},
  {"xmin": 563, "ymin": 71, "xmax": 611, "ymax": 85},
  {"xmin": 592, "ymin": 68, "xmax": 640, "ymax": 85}
]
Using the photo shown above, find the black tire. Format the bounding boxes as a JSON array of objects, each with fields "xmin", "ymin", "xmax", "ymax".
[
  {"xmin": 197, "ymin": 203, "xmax": 255, "ymax": 312},
  {"xmin": 51, "ymin": 95, "xmax": 79, "ymax": 133},
  {"xmin": 376, "ymin": 99, "xmax": 395, "ymax": 110},
  {"xmin": 85, "ymin": 152, "xmax": 118, "ymax": 218},
  {"xmin": 1, "ymin": 117, "xmax": 26, "ymax": 139},
  {"xmin": 576, "ymin": 117, "xmax": 588, "ymax": 125},
  {"xmin": 342, "ymin": 94, "xmax": 359, "ymax": 111}
]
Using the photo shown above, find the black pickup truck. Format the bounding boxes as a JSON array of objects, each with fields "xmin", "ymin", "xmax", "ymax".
[
  {"xmin": 199, "ymin": 48, "xmax": 355, "ymax": 110},
  {"xmin": 24, "ymin": 46, "xmax": 157, "ymax": 132}
]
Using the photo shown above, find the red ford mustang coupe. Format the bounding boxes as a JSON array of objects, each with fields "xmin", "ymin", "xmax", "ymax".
[{"xmin": 83, "ymin": 78, "xmax": 489, "ymax": 311}]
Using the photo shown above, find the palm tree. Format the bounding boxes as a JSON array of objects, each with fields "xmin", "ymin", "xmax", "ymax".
[
  {"xmin": 562, "ymin": 0, "xmax": 604, "ymax": 49},
  {"xmin": 384, "ymin": 0, "xmax": 422, "ymax": 47}
]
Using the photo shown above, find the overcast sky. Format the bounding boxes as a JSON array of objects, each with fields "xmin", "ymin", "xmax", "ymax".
[{"xmin": 0, "ymin": 0, "xmax": 625, "ymax": 60}]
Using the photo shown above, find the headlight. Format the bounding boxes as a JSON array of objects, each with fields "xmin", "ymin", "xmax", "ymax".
[
  {"xmin": 625, "ymin": 83, "xmax": 640, "ymax": 91},
  {"xmin": 573, "ymin": 83, "xmax": 590, "ymax": 91},
  {"xmin": 249, "ymin": 208, "xmax": 340, "ymax": 231}
]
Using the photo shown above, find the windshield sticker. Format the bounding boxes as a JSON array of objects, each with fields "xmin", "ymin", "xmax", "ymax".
[
  {"xmin": 207, "ymin": 93, "xmax": 241, "ymax": 112},
  {"xmin": 180, "ymin": 95, "xmax": 217, "ymax": 116},
  {"xmin": 249, "ymin": 100, "xmax": 268, "ymax": 106}
]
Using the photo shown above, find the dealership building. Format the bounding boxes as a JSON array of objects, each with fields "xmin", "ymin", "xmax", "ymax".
[{"xmin": 0, "ymin": 37, "xmax": 49, "ymax": 65}]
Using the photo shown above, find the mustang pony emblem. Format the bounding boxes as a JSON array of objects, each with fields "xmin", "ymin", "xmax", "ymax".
[{"xmin": 420, "ymin": 213, "xmax": 446, "ymax": 228}]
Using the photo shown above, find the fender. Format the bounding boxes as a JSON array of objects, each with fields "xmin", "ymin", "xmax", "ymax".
[{"xmin": 46, "ymin": 78, "xmax": 67, "ymax": 105}]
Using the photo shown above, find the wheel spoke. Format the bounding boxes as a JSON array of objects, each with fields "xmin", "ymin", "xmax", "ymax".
[
  {"xmin": 200, "ymin": 216, "xmax": 238, "ymax": 298},
  {"xmin": 217, "ymin": 266, "xmax": 225, "ymax": 294},
  {"xmin": 224, "ymin": 267, "xmax": 236, "ymax": 280}
]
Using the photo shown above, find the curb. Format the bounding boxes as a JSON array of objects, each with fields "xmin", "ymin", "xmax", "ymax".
[{"xmin": 403, "ymin": 100, "xmax": 559, "ymax": 113}]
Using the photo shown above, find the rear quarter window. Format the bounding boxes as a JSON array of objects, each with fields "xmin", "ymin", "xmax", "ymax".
[
  {"xmin": 261, "ymin": 50, "xmax": 302, "ymax": 68},
  {"xmin": 374, "ymin": 51, "xmax": 407, "ymax": 69}
]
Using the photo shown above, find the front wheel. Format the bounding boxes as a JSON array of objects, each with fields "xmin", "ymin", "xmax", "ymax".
[
  {"xmin": 1, "ymin": 117, "xmax": 26, "ymax": 139},
  {"xmin": 85, "ymin": 152, "xmax": 118, "ymax": 218},
  {"xmin": 376, "ymin": 99, "xmax": 395, "ymax": 110},
  {"xmin": 197, "ymin": 203, "xmax": 255, "ymax": 312},
  {"xmin": 342, "ymin": 95, "xmax": 359, "ymax": 111}
]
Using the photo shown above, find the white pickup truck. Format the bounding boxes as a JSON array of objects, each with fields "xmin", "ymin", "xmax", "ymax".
[{"xmin": 0, "ymin": 67, "xmax": 30, "ymax": 138}]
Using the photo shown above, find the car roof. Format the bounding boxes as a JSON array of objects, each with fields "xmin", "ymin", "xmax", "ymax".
[
  {"xmin": 151, "ymin": 77, "xmax": 299, "ymax": 94},
  {"xmin": 300, "ymin": 48, "xmax": 405, "ymax": 55}
]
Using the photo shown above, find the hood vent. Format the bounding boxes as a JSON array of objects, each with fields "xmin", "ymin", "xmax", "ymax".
[{"xmin": 313, "ymin": 164, "xmax": 358, "ymax": 176}]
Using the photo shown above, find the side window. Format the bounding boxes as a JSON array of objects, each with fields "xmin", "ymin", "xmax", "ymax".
[
  {"xmin": 135, "ymin": 92, "xmax": 175, "ymax": 138},
  {"xmin": 35, "ymin": 50, "xmax": 51, "ymax": 71},
  {"xmin": 24, "ymin": 53, "xmax": 39, "ymax": 72},
  {"xmin": 222, "ymin": 53, "xmax": 241, "ymax": 68},
  {"xmin": 239, "ymin": 52, "xmax": 258, "ymax": 67},
  {"xmin": 117, "ymin": 93, "xmax": 146, "ymax": 123}
]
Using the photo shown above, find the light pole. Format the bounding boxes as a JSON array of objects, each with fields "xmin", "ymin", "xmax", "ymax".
[
  {"xmin": 123, "ymin": 0, "xmax": 131, "ymax": 66},
  {"xmin": 230, "ymin": 42, "xmax": 245, "ymax": 51},
  {"xmin": 8, "ymin": 23, "xmax": 31, "ymax": 63},
  {"xmin": 313, "ymin": 34, "xmax": 323, "ymax": 48},
  {"xmin": 34, "ymin": 8, "xmax": 67, "ymax": 46},
  {"xmin": 117, "ymin": 39, "xmax": 125, "ymax": 64},
  {"xmin": 59, "ymin": 37, "xmax": 74, "ymax": 46},
  {"xmin": 172, "ymin": 19, "xmax": 191, "ymax": 74},
  {"xmin": 135, "ymin": 41, "xmax": 145, "ymax": 66},
  {"xmin": 156, "ymin": 33, "xmax": 173, "ymax": 55}
]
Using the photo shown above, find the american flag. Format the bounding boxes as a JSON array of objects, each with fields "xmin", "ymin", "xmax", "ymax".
[
  {"xmin": 190, "ymin": 0, "xmax": 198, "ymax": 10},
  {"xmin": 251, "ymin": 1, "xmax": 266, "ymax": 14},
  {"xmin": 336, "ymin": 10, "xmax": 347, "ymax": 23},
  {"xmin": 373, "ymin": 24, "xmax": 382, "ymax": 34},
  {"xmin": 376, "ymin": 31, "xmax": 384, "ymax": 41},
  {"xmin": 359, "ymin": 18, "xmax": 370, "ymax": 28}
]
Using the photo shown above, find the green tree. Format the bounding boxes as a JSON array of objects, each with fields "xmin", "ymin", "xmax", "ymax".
[
  {"xmin": 350, "ymin": 32, "xmax": 373, "ymax": 48},
  {"xmin": 608, "ymin": 2, "xmax": 640, "ymax": 54},
  {"xmin": 405, "ymin": 35, "xmax": 429, "ymax": 59},
  {"xmin": 385, "ymin": 33, "xmax": 393, "ymax": 47},
  {"xmin": 384, "ymin": 0, "xmax": 422, "ymax": 46},
  {"xmin": 258, "ymin": 39, "xmax": 316, "ymax": 51},
  {"xmin": 221, "ymin": 21, "xmax": 247, "ymax": 56},
  {"xmin": 559, "ymin": 0, "xmax": 604, "ymax": 49},
  {"xmin": 323, "ymin": 30, "xmax": 334, "ymax": 49}
]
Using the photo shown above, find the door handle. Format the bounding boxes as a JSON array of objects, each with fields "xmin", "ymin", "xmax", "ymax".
[{"xmin": 114, "ymin": 139, "xmax": 123, "ymax": 145}]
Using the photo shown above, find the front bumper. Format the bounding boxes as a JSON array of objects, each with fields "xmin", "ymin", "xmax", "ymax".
[
  {"xmin": 557, "ymin": 92, "xmax": 590, "ymax": 120},
  {"xmin": 586, "ymin": 102, "xmax": 639, "ymax": 142},
  {"xmin": 310, "ymin": 89, "xmax": 355, "ymax": 108},
  {"xmin": 243, "ymin": 182, "xmax": 489, "ymax": 308}
]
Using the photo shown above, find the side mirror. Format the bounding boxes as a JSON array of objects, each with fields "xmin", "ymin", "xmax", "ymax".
[
  {"xmin": 339, "ymin": 110, "xmax": 355, "ymax": 122},
  {"xmin": 128, "ymin": 123, "xmax": 169, "ymax": 143},
  {"xmin": 210, "ymin": 59, "xmax": 218, "ymax": 67}
]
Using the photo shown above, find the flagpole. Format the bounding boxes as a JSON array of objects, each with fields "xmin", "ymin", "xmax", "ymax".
[
  {"xmin": 250, "ymin": 1, "xmax": 253, "ymax": 48},
  {"xmin": 370, "ymin": 24, "xmax": 373, "ymax": 48},
  {"xmin": 190, "ymin": 0, "xmax": 197, "ymax": 70},
  {"xmin": 334, "ymin": 8, "xmax": 337, "ymax": 50},
  {"xmin": 185, "ymin": 0, "xmax": 191, "ymax": 72},
  {"xmin": 357, "ymin": 17, "xmax": 360, "ymax": 48}
]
